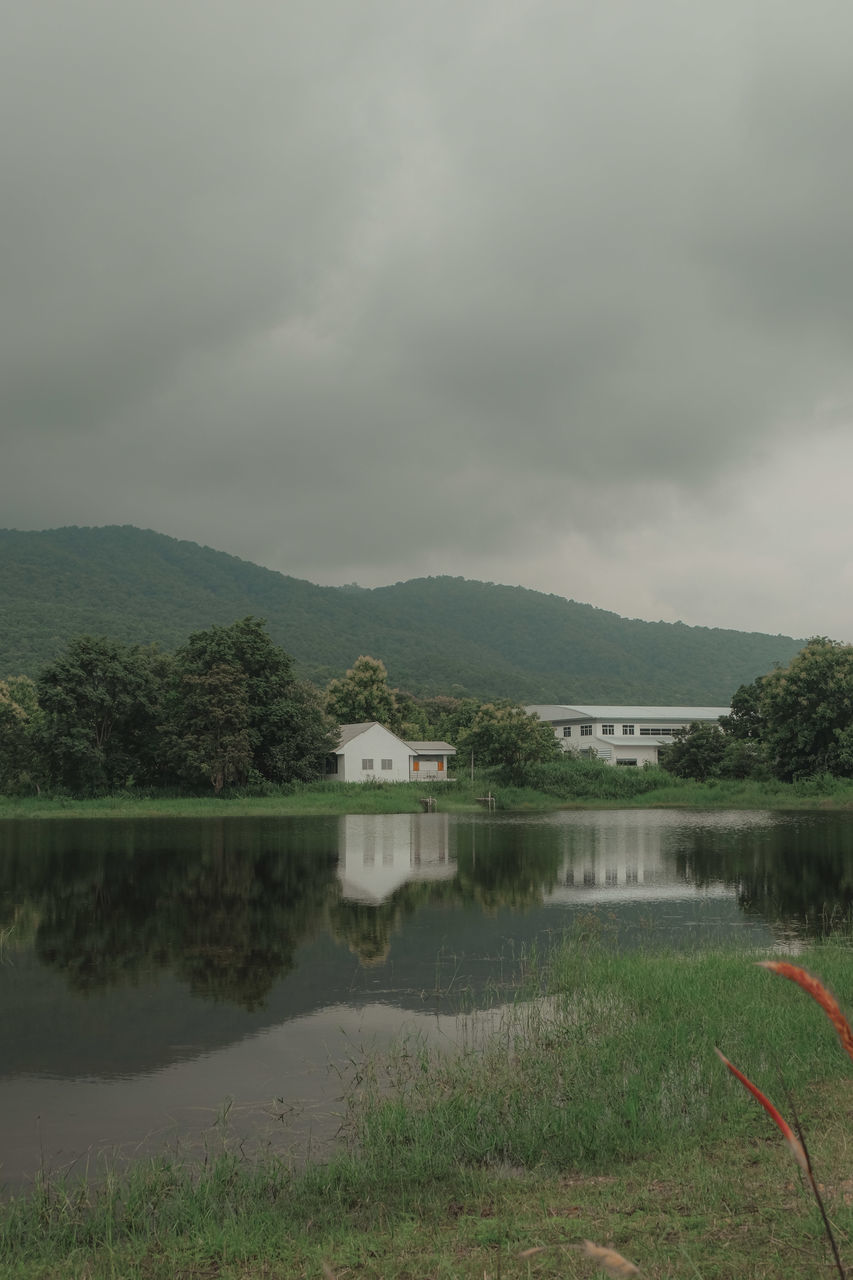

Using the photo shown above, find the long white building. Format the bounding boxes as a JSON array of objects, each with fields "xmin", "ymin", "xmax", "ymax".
[{"xmin": 525, "ymin": 704, "xmax": 730, "ymax": 767}]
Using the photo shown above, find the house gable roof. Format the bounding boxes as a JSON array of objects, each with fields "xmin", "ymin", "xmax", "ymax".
[{"xmin": 335, "ymin": 722, "xmax": 416, "ymax": 753}]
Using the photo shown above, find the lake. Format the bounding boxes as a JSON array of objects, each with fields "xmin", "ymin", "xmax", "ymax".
[{"xmin": 2, "ymin": 807, "xmax": 853, "ymax": 1190}]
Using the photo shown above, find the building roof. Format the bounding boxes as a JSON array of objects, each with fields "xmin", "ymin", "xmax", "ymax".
[
  {"xmin": 525, "ymin": 704, "xmax": 730, "ymax": 720},
  {"xmin": 336, "ymin": 722, "xmax": 379, "ymax": 747},
  {"xmin": 335, "ymin": 724, "xmax": 456, "ymax": 754}
]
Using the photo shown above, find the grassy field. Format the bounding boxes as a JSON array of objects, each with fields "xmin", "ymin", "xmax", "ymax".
[
  {"xmin": 4, "ymin": 769, "xmax": 853, "ymax": 820},
  {"xmin": 3, "ymin": 939, "xmax": 853, "ymax": 1278}
]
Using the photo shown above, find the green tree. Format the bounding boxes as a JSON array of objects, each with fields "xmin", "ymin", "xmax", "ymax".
[
  {"xmin": 168, "ymin": 617, "xmax": 336, "ymax": 789},
  {"xmin": 169, "ymin": 662, "xmax": 252, "ymax": 792},
  {"xmin": 326, "ymin": 656, "xmax": 398, "ymax": 728},
  {"xmin": 720, "ymin": 676, "xmax": 766, "ymax": 740},
  {"xmin": 0, "ymin": 676, "xmax": 44, "ymax": 793},
  {"xmin": 37, "ymin": 637, "xmax": 167, "ymax": 793},
  {"xmin": 759, "ymin": 637, "xmax": 853, "ymax": 780},
  {"xmin": 456, "ymin": 703, "xmax": 562, "ymax": 784},
  {"xmin": 660, "ymin": 721, "xmax": 727, "ymax": 781}
]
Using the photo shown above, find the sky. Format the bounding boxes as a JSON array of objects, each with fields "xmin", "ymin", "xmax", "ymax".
[{"xmin": 4, "ymin": 1, "xmax": 853, "ymax": 643}]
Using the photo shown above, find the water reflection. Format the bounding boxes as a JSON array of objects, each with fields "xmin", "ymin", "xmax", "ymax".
[{"xmin": 2, "ymin": 809, "xmax": 853, "ymax": 1187}]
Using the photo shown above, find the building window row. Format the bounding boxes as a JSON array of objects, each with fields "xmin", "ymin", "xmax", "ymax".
[{"xmin": 561, "ymin": 722, "xmax": 684, "ymax": 739}]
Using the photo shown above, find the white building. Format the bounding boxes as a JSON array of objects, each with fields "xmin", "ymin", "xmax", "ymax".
[
  {"xmin": 327, "ymin": 722, "xmax": 456, "ymax": 782},
  {"xmin": 525, "ymin": 704, "xmax": 730, "ymax": 767}
]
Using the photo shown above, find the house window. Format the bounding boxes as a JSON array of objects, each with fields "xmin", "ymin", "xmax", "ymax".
[
  {"xmin": 361, "ymin": 758, "xmax": 374, "ymax": 770},
  {"xmin": 616, "ymin": 758, "xmax": 638, "ymax": 767},
  {"xmin": 601, "ymin": 724, "xmax": 615, "ymax": 735},
  {"xmin": 325, "ymin": 755, "xmax": 338, "ymax": 775},
  {"xmin": 640, "ymin": 727, "xmax": 677, "ymax": 736},
  {"xmin": 622, "ymin": 724, "xmax": 635, "ymax": 736},
  {"xmin": 562, "ymin": 726, "xmax": 572, "ymax": 737},
  {"xmin": 381, "ymin": 759, "xmax": 393, "ymax": 771},
  {"xmin": 580, "ymin": 724, "xmax": 593, "ymax": 736}
]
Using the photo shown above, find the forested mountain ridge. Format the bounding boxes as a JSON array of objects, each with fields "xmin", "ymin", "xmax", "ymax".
[{"xmin": 0, "ymin": 525, "xmax": 803, "ymax": 703}]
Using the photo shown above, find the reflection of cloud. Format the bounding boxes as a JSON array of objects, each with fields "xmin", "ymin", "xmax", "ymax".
[{"xmin": 336, "ymin": 814, "xmax": 455, "ymax": 905}]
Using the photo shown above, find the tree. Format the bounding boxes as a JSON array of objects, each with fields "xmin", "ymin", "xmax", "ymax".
[
  {"xmin": 456, "ymin": 703, "xmax": 562, "ymax": 784},
  {"xmin": 758, "ymin": 637, "xmax": 853, "ymax": 780},
  {"xmin": 37, "ymin": 637, "xmax": 168, "ymax": 793},
  {"xmin": 660, "ymin": 721, "xmax": 727, "ymax": 781},
  {"xmin": 720, "ymin": 676, "xmax": 766, "ymax": 741},
  {"xmin": 167, "ymin": 618, "xmax": 336, "ymax": 790},
  {"xmin": 325, "ymin": 656, "xmax": 398, "ymax": 728},
  {"xmin": 168, "ymin": 663, "xmax": 252, "ymax": 793},
  {"xmin": 0, "ymin": 676, "xmax": 44, "ymax": 793}
]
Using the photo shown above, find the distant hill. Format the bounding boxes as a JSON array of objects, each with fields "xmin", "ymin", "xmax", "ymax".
[{"xmin": 0, "ymin": 525, "xmax": 803, "ymax": 703}]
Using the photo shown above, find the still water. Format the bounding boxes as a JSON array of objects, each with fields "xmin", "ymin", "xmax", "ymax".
[{"xmin": 2, "ymin": 807, "xmax": 853, "ymax": 1189}]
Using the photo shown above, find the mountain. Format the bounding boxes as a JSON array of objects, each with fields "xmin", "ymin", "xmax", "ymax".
[{"xmin": 0, "ymin": 525, "xmax": 802, "ymax": 703}]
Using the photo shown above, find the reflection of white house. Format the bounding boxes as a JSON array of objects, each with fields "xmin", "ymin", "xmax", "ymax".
[
  {"xmin": 327, "ymin": 722, "xmax": 456, "ymax": 783},
  {"xmin": 337, "ymin": 814, "xmax": 455, "ymax": 903},
  {"xmin": 525, "ymin": 704, "xmax": 730, "ymax": 767}
]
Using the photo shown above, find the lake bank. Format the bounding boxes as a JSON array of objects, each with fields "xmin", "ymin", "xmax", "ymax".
[
  {"xmin": 4, "ymin": 771, "xmax": 853, "ymax": 819},
  {"xmin": 3, "ymin": 939, "xmax": 853, "ymax": 1278}
]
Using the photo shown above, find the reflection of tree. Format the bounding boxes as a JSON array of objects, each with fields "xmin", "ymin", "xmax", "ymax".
[
  {"xmin": 452, "ymin": 821, "xmax": 564, "ymax": 913},
  {"xmin": 328, "ymin": 821, "xmax": 566, "ymax": 964},
  {"xmin": 328, "ymin": 899, "xmax": 397, "ymax": 965},
  {"xmin": 0, "ymin": 817, "xmax": 339, "ymax": 1010},
  {"xmin": 676, "ymin": 818, "xmax": 853, "ymax": 939}
]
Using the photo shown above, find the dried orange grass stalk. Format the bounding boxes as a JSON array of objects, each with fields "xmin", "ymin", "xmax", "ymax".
[
  {"xmin": 579, "ymin": 1238, "xmax": 641, "ymax": 1275},
  {"xmin": 717, "ymin": 960, "xmax": 849, "ymax": 1279},
  {"xmin": 714, "ymin": 1047, "xmax": 809, "ymax": 1175},
  {"xmin": 757, "ymin": 961, "xmax": 853, "ymax": 1063}
]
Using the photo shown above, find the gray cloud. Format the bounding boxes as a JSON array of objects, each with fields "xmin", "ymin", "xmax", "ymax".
[{"xmin": 3, "ymin": 1, "xmax": 853, "ymax": 641}]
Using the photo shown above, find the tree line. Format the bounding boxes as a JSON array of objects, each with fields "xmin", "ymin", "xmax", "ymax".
[
  {"xmin": 0, "ymin": 623, "xmax": 561, "ymax": 796},
  {"xmin": 661, "ymin": 637, "xmax": 853, "ymax": 783}
]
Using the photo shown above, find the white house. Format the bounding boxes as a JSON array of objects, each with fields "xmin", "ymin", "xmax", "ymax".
[
  {"xmin": 524, "ymin": 704, "xmax": 731, "ymax": 767},
  {"xmin": 327, "ymin": 723, "xmax": 456, "ymax": 782}
]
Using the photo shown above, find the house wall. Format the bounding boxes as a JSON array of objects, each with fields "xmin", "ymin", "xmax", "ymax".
[
  {"xmin": 339, "ymin": 723, "xmax": 413, "ymax": 783},
  {"xmin": 410, "ymin": 753, "xmax": 451, "ymax": 781}
]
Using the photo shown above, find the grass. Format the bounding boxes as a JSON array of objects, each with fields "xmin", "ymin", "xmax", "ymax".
[
  {"xmin": 3, "ymin": 938, "xmax": 853, "ymax": 1277},
  {"xmin": 5, "ymin": 769, "xmax": 853, "ymax": 820}
]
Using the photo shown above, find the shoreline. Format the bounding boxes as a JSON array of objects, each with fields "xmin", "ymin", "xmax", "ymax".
[
  {"xmin": 2, "ymin": 941, "xmax": 852, "ymax": 1277},
  {"xmin": 3, "ymin": 776, "xmax": 853, "ymax": 820}
]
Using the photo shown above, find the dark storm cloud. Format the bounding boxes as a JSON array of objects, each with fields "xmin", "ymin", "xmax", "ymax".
[{"xmin": 3, "ymin": 1, "xmax": 853, "ymax": 636}]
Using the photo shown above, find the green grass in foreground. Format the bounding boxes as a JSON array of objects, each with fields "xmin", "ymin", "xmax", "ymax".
[{"xmin": 3, "ymin": 939, "xmax": 853, "ymax": 1277}]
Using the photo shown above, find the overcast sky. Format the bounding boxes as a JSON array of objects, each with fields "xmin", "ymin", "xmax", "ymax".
[{"xmin": 4, "ymin": 1, "xmax": 853, "ymax": 642}]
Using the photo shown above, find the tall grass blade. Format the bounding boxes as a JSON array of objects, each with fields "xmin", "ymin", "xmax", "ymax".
[
  {"xmin": 714, "ymin": 1048, "xmax": 808, "ymax": 1174},
  {"xmin": 579, "ymin": 1238, "xmax": 640, "ymax": 1275},
  {"xmin": 757, "ymin": 961, "xmax": 853, "ymax": 1063},
  {"xmin": 716, "ymin": 1044, "xmax": 845, "ymax": 1278}
]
